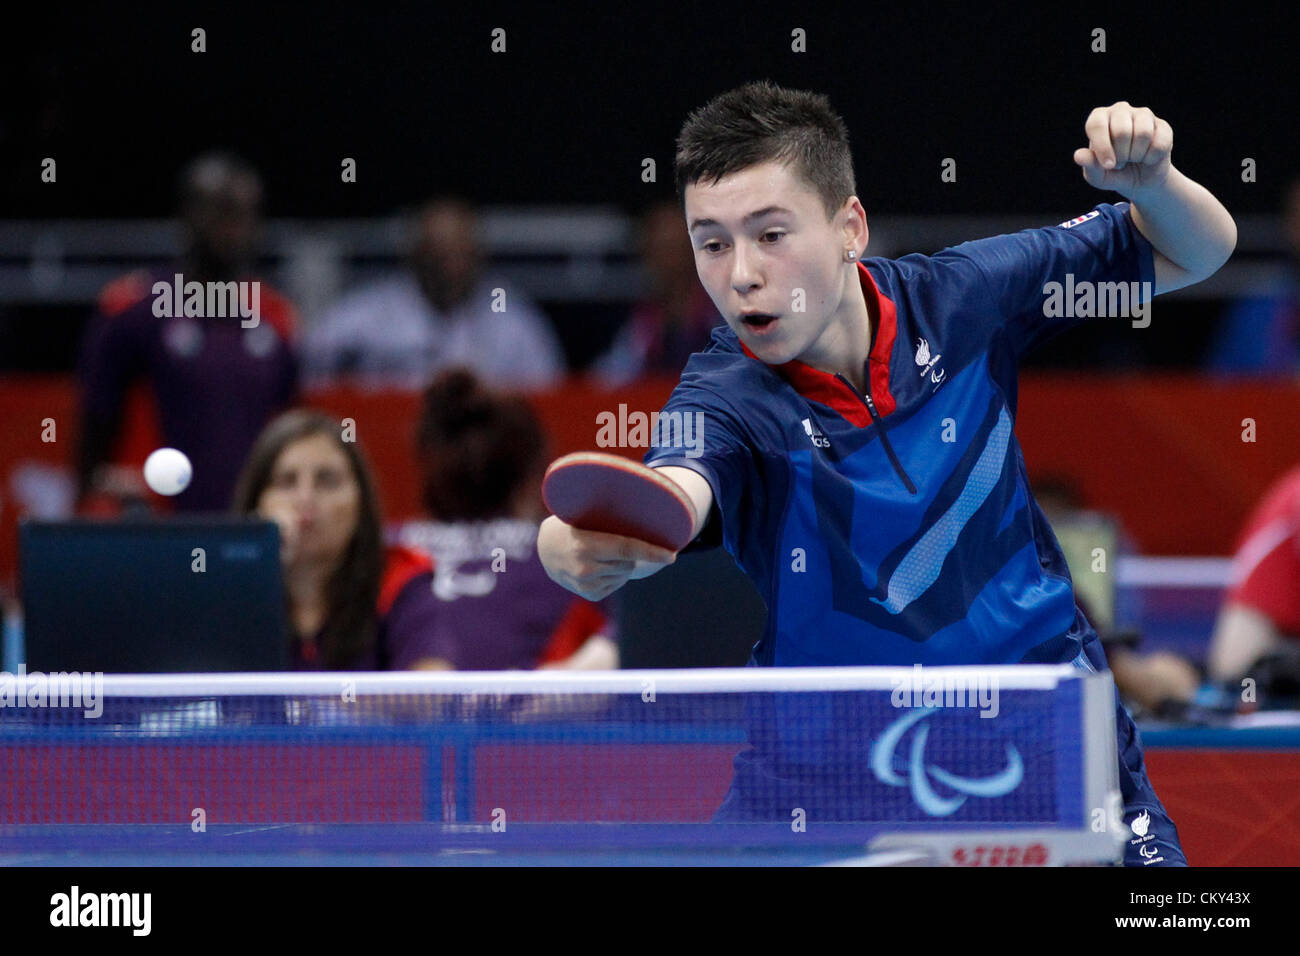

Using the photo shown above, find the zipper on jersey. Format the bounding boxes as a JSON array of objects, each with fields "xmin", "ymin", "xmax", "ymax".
[{"xmin": 835, "ymin": 373, "xmax": 918, "ymax": 495}]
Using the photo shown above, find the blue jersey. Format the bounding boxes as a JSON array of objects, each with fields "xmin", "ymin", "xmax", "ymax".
[{"xmin": 644, "ymin": 201, "xmax": 1154, "ymax": 670}]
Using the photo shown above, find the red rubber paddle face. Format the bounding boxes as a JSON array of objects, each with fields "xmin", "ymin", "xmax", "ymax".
[{"xmin": 542, "ymin": 452, "xmax": 697, "ymax": 552}]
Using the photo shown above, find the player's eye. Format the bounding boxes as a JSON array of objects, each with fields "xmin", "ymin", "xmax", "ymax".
[
  {"xmin": 701, "ymin": 241, "xmax": 724, "ymax": 254},
  {"xmin": 761, "ymin": 231, "xmax": 784, "ymax": 243},
  {"xmin": 316, "ymin": 470, "xmax": 343, "ymax": 490}
]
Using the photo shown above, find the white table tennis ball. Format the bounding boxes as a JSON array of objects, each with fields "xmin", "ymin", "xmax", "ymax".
[{"xmin": 143, "ymin": 448, "xmax": 193, "ymax": 496}]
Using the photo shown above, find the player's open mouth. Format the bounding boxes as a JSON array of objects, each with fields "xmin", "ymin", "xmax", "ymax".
[{"xmin": 740, "ymin": 313, "xmax": 780, "ymax": 333}]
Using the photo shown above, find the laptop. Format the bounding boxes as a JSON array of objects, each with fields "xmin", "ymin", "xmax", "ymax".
[{"xmin": 19, "ymin": 517, "xmax": 289, "ymax": 673}]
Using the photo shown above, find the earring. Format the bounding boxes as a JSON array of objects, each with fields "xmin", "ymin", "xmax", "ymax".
[{"xmin": 845, "ymin": 249, "xmax": 858, "ymax": 261}]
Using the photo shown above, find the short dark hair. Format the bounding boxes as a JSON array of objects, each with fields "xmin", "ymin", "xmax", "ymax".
[
  {"xmin": 674, "ymin": 80, "xmax": 857, "ymax": 222},
  {"xmin": 415, "ymin": 369, "xmax": 547, "ymax": 521}
]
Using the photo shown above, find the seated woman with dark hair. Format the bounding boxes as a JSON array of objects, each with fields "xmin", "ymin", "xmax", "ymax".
[
  {"xmin": 233, "ymin": 408, "xmax": 445, "ymax": 670},
  {"xmin": 401, "ymin": 369, "xmax": 617, "ymax": 670}
]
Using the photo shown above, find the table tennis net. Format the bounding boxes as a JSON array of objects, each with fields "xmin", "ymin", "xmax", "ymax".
[{"xmin": 0, "ymin": 668, "xmax": 1102, "ymax": 832}]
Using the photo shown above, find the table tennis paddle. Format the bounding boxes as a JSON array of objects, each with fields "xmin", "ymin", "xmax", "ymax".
[{"xmin": 542, "ymin": 451, "xmax": 698, "ymax": 553}]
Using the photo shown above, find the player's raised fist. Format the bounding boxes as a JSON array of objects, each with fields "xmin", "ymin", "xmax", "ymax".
[{"xmin": 1073, "ymin": 102, "xmax": 1173, "ymax": 198}]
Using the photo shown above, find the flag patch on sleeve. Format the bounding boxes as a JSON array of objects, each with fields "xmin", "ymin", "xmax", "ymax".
[{"xmin": 1058, "ymin": 210, "xmax": 1101, "ymax": 229}]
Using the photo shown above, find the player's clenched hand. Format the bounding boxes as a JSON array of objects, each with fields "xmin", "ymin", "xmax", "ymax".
[
  {"xmin": 537, "ymin": 514, "xmax": 677, "ymax": 601},
  {"xmin": 1074, "ymin": 102, "xmax": 1173, "ymax": 199}
]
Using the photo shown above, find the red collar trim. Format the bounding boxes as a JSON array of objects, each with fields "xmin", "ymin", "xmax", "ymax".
[{"xmin": 738, "ymin": 261, "xmax": 898, "ymax": 426}]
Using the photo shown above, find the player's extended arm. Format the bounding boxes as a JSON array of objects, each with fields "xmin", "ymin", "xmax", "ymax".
[
  {"xmin": 651, "ymin": 465, "xmax": 714, "ymax": 538},
  {"xmin": 1073, "ymin": 102, "xmax": 1237, "ymax": 295},
  {"xmin": 537, "ymin": 465, "xmax": 714, "ymax": 601}
]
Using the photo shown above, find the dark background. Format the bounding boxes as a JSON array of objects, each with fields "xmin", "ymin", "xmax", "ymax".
[
  {"xmin": 4, "ymin": 1, "xmax": 1295, "ymax": 217},
  {"xmin": 1, "ymin": 2, "xmax": 1295, "ymax": 373}
]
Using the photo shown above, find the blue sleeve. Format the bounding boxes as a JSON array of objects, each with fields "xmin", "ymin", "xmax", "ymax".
[
  {"xmin": 939, "ymin": 202, "xmax": 1156, "ymax": 360},
  {"xmin": 641, "ymin": 373, "xmax": 755, "ymax": 556},
  {"xmin": 78, "ymin": 308, "xmax": 149, "ymax": 426}
]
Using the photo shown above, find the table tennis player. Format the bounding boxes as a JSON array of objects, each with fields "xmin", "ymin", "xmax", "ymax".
[{"xmin": 539, "ymin": 81, "xmax": 1237, "ymax": 865}]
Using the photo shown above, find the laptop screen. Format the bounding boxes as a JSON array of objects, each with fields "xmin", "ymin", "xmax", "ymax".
[
  {"xmin": 1049, "ymin": 513, "xmax": 1120, "ymax": 634},
  {"xmin": 19, "ymin": 517, "xmax": 289, "ymax": 673}
]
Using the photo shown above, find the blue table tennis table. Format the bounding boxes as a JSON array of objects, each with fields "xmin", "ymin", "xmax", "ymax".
[
  {"xmin": 0, "ymin": 667, "xmax": 1127, "ymax": 866},
  {"xmin": 0, "ymin": 822, "xmax": 950, "ymax": 866}
]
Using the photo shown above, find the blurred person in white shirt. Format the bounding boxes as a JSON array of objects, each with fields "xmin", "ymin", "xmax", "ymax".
[{"xmin": 305, "ymin": 197, "xmax": 566, "ymax": 391}]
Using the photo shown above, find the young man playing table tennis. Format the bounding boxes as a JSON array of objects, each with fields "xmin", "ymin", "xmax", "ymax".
[{"xmin": 539, "ymin": 80, "xmax": 1235, "ymax": 866}]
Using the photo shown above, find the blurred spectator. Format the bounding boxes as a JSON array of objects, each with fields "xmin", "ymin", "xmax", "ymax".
[
  {"xmin": 1032, "ymin": 472, "xmax": 1201, "ymax": 716},
  {"xmin": 303, "ymin": 198, "xmax": 565, "ymax": 391},
  {"xmin": 1206, "ymin": 175, "xmax": 1300, "ymax": 375},
  {"xmin": 1030, "ymin": 473, "xmax": 1088, "ymax": 526},
  {"xmin": 1106, "ymin": 650, "xmax": 1203, "ymax": 719},
  {"xmin": 233, "ymin": 408, "xmax": 445, "ymax": 671},
  {"xmin": 591, "ymin": 199, "xmax": 720, "ymax": 385},
  {"xmin": 1208, "ymin": 464, "xmax": 1300, "ymax": 689},
  {"xmin": 396, "ymin": 369, "xmax": 616, "ymax": 670},
  {"xmin": 75, "ymin": 153, "xmax": 300, "ymax": 513}
]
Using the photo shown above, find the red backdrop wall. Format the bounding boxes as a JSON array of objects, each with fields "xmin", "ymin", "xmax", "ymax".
[{"xmin": 2, "ymin": 373, "xmax": 1297, "ymax": 593}]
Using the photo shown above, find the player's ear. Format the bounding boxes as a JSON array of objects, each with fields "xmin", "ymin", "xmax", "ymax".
[{"xmin": 840, "ymin": 198, "xmax": 868, "ymax": 255}]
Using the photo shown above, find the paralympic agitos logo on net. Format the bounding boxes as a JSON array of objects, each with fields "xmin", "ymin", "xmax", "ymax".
[{"xmin": 870, "ymin": 706, "xmax": 1024, "ymax": 817}]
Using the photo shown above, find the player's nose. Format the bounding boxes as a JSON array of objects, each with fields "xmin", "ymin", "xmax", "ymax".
[{"xmin": 730, "ymin": 249, "xmax": 762, "ymax": 294}]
